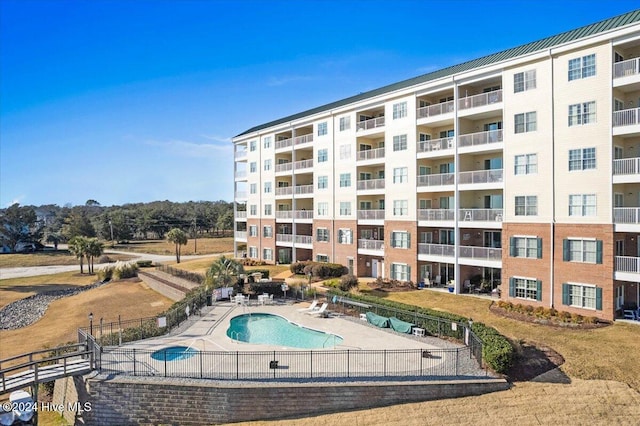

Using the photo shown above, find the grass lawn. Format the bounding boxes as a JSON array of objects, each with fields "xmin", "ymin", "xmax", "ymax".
[
  {"xmin": 0, "ymin": 251, "xmax": 136, "ymax": 268},
  {"xmin": 112, "ymin": 237, "xmax": 234, "ymax": 256},
  {"xmin": 166, "ymin": 257, "xmax": 292, "ymax": 278},
  {"xmin": 0, "ymin": 272, "xmax": 96, "ymax": 309}
]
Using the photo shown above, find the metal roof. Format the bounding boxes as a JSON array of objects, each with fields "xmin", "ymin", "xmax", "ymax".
[{"xmin": 235, "ymin": 9, "xmax": 640, "ymax": 138}]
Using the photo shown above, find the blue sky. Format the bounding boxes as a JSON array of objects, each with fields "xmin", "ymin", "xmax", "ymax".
[{"xmin": 1, "ymin": 0, "xmax": 638, "ymax": 207}]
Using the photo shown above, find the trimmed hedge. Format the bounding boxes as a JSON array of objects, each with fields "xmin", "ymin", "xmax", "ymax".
[
  {"xmin": 290, "ymin": 261, "xmax": 347, "ymax": 278},
  {"xmin": 470, "ymin": 322, "xmax": 514, "ymax": 373}
]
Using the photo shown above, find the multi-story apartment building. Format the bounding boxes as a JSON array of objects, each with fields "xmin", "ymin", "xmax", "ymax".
[{"xmin": 232, "ymin": 10, "xmax": 640, "ymax": 321}]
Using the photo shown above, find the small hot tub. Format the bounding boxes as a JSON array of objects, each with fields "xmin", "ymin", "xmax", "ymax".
[{"xmin": 150, "ymin": 345, "xmax": 198, "ymax": 361}]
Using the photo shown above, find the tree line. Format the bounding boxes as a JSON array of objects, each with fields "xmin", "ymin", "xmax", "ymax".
[{"xmin": 0, "ymin": 199, "xmax": 234, "ymax": 251}]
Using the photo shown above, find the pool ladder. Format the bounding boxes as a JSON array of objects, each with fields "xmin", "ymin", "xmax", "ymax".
[{"xmin": 229, "ymin": 331, "xmax": 245, "ymax": 343}]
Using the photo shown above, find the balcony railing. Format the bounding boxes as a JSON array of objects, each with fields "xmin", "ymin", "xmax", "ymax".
[
  {"xmin": 235, "ymin": 231, "xmax": 247, "ymax": 240},
  {"xmin": 458, "ymin": 130, "xmax": 503, "ymax": 148},
  {"xmin": 613, "ymin": 108, "xmax": 640, "ymax": 127},
  {"xmin": 356, "ymin": 147, "xmax": 385, "ymax": 161},
  {"xmin": 275, "ymin": 210, "xmax": 292, "ymax": 219},
  {"xmin": 275, "ymin": 186, "xmax": 293, "ymax": 196},
  {"xmin": 357, "ymin": 178, "xmax": 385, "ymax": 190},
  {"xmin": 235, "ymin": 211, "xmax": 247, "ymax": 219},
  {"xmin": 356, "ymin": 116, "xmax": 385, "ymax": 132},
  {"xmin": 235, "ymin": 191, "xmax": 247, "ymax": 199},
  {"xmin": 416, "ymin": 101, "xmax": 454, "ymax": 119},
  {"xmin": 294, "ymin": 210, "xmax": 313, "ymax": 220},
  {"xmin": 418, "ymin": 243, "xmax": 455, "ymax": 257},
  {"xmin": 294, "ymin": 184, "xmax": 314, "ymax": 195},
  {"xmin": 276, "ymin": 234, "xmax": 293, "ymax": 243},
  {"xmin": 613, "ymin": 157, "xmax": 640, "ymax": 175},
  {"xmin": 235, "ymin": 151, "xmax": 247, "ymax": 161},
  {"xmin": 358, "ymin": 239, "xmax": 384, "ymax": 250},
  {"xmin": 295, "ymin": 235, "xmax": 313, "ymax": 245},
  {"xmin": 275, "ymin": 162, "xmax": 293, "ymax": 173},
  {"xmin": 294, "ymin": 133, "xmax": 313, "ymax": 146},
  {"xmin": 418, "ymin": 209, "xmax": 455, "ymax": 221},
  {"xmin": 235, "ymin": 170, "xmax": 247, "ymax": 179},
  {"xmin": 613, "ymin": 207, "xmax": 640, "ymax": 224},
  {"xmin": 417, "ymin": 137, "xmax": 454, "ymax": 153},
  {"xmin": 417, "ymin": 172, "xmax": 454, "ymax": 187},
  {"xmin": 459, "ymin": 208, "xmax": 503, "ymax": 222},
  {"xmin": 294, "ymin": 159, "xmax": 314, "ymax": 170},
  {"xmin": 459, "ymin": 246, "xmax": 502, "ymax": 260},
  {"xmin": 615, "ymin": 256, "xmax": 640, "ymax": 273},
  {"xmin": 357, "ymin": 210, "xmax": 385, "ymax": 220},
  {"xmin": 275, "ymin": 138, "xmax": 293, "ymax": 150},
  {"xmin": 458, "ymin": 169, "xmax": 503, "ymax": 185},
  {"xmin": 458, "ymin": 90, "xmax": 502, "ymax": 110},
  {"xmin": 613, "ymin": 57, "xmax": 640, "ymax": 79}
]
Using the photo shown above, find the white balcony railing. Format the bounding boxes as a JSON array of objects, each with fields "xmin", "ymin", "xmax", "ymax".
[
  {"xmin": 356, "ymin": 116, "xmax": 385, "ymax": 132},
  {"xmin": 294, "ymin": 159, "xmax": 314, "ymax": 170},
  {"xmin": 458, "ymin": 130, "xmax": 503, "ymax": 148},
  {"xmin": 235, "ymin": 231, "xmax": 247, "ymax": 240},
  {"xmin": 613, "ymin": 57, "xmax": 640, "ymax": 78},
  {"xmin": 615, "ymin": 256, "xmax": 640, "ymax": 273},
  {"xmin": 418, "ymin": 209, "xmax": 455, "ymax": 221},
  {"xmin": 275, "ymin": 162, "xmax": 293, "ymax": 173},
  {"xmin": 235, "ymin": 150, "xmax": 247, "ymax": 161},
  {"xmin": 275, "ymin": 186, "xmax": 293, "ymax": 196},
  {"xmin": 357, "ymin": 178, "xmax": 385, "ymax": 190},
  {"xmin": 613, "ymin": 207, "xmax": 640, "ymax": 224},
  {"xmin": 294, "ymin": 184, "xmax": 314, "ymax": 195},
  {"xmin": 417, "ymin": 172, "xmax": 454, "ymax": 187},
  {"xmin": 235, "ymin": 191, "xmax": 247, "ymax": 199},
  {"xmin": 416, "ymin": 101, "xmax": 454, "ymax": 119},
  {"xmin": 458, "ymin": 169, "xmax": 503, "ymax": 185},
  {"xmin": 357, "ymin": 210, "xmax": 385, "ymax": 220},
  {"xmin": 417, "ymin": 137, "xmax": 454, "ymax": 153},
  {"xmin": 358, "ymin": 239, "xmax": 384, "ymax": 250},
  {"xmin": 458, "ymin": 89, "xmax": 502, "ymax": 110},
  {"xmin": 356, "ymin": 147, "xmax": 385, "ymax": 161},
  {"xmin": 276, "ymin": 233, "xmax": 293, "ymax": 243},
  {"xmin": 459, "ymin": 208, "xmax": 503, "ymax": 222},
  {"xmin": 418, "ymin": 243, "xmax": 455, "ymax": 257},
  {"xmin": 294, "ymin": 133, "xmax": 313, "ymax": 146},
  {"xmin": 295, "ymin": 235, "xmax": 313, "ymax": 245},
  {"xmin": 275, "ymin": 210, "xmax": 292, "ymax": 219},
  {"xmin": 459, "ymin": 246, "xmax": 502, "ymax": 260},
  {"xmin": 275, "ymin": 137, "xmax": 293, "ymax": 150},
  {"xmin": 613, "ymin": 157, "xmax": 640, "ymax": 175},
  {"xmin": 235, "ymin": 170, "xmax": 247, "ymax": 179},
  {"xmin": 613, "ymin": 108, "xmax": 640, "ymax": 127},
  {"xmin": 294, "ymin": 210, "xmax": 313, "ymax": 220},
  {"xmin": 235, "ymin": 211, "xmax": 247, "ymax": 219}
]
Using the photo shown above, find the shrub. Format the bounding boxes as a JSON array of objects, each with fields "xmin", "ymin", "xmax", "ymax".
[
  {"xmin": 111, "ymin": 261, "xmax": 139, "ymax": 280},
  {"xmin": 98, "ymin": 255, "xmax": 114, "ymax": 263},
  {"xmin": 324, "ymin": 278, "xmax": 341, "ymax": 289},
  {"xmin": 339, "ymin": 275, "xmax": 359, "ymax": 292},
  {"xmin": 292, "ymin": 261, "xmax": 347, "ymax": 278},
  {"xmin": 136, "ymin": 260, "xmax": 153, "ymax": 268},
  {"xmin": 97, "ymin": 264, "xmax": 114, "ymax": 282}
]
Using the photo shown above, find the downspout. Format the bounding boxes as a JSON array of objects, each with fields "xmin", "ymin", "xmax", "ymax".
[
  {"xmin": 291, "ymin": 124, "xmax": 297, "ymax": 263},
  {"xmin": 453, "ymin": 76, "xmax": 460, "ymax": 294},
  {"xmin": 549, "ymin": 48, "xmax": 556, "ymax": 308}
]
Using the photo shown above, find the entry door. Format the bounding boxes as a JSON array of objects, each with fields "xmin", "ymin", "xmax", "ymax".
[{"xmin": 371, "ymin": 259, "xmax": 378, "ymax": 278}]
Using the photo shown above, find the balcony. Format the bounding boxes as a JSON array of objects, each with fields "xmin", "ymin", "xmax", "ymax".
[
  {"xmin": 613, "ymin": 157, "xmax": 640, "ymax": 184},
  {"xmin": 614, "ymin": 57, "xmax": 640, "ymax": 79},
  {"xmin": 294, "ymin": 133, "xmax": 313, "ymax": 146},
  {"xmin": 459, "ymin": 208, "xmax": 503, "ymax": 222},
  {"xmin": 358, "ymin": 239, "xmax": 384, "ymax": 251},
  {"xmin": 294, "ymin": 159, "xmax": 314, "ymax": 171},
  {"xmin": 275, "ymin": 186, "xmax": 293, "ymax": 196},
  {"xmin": 417, "ymin": 137, "xmax": 454, "ymax": 155},
  {"xmin": 418, "ymin": 209, "xmax": 454, "ymax": 222},
  {"xmin": 357, "ymin": 178, "xmax": 385, "ymax": 191},
  {"xmin": 275, "ymin": 162, "xmax": 293, "ymax": 173},
  {"xmin": 615, "ymin": 256, "xmax": 640, "ymax": 282},
  {"xmin": 416, "ymin": 101, "xmax": 454, "ymax": 119},
  {"xmin": 356, "ymin": 116, "xmax": 385, "ymax": 132},
  {"xmin": 613, "ymin": 208, "xmax": 640, "ymax": 232},
  {"xmin": 235, "ymin": 191, "xmax": 247, "ymax": 200},
  {"xmin": 235, "ymin": 170, "xmax": 247, "ymax": 180},
  {"xmin": 294, "ymin": 184, "xmax": 314, "ymax": 196},
  {"xmin": 295, "ymin": 235, "xmax": 313, "ymax": 245},
  {"xmin": 458, "ymin": 130, "xmax": 503, "ymax": 150},
  {"xmin": 235, "ymin": 211, "xmax": 247, "ymax": 220},
  {"xmin": 276, "ymin": 233, "xmax": 293, "ymax": 243},
  {"xmin": 613, "ymin": 108, "xmax": 640, "ymax": 136},
  {"xmin": 417, "ymin": 172, "xmax": 454, "ymax": 188},
  {"xmin": 418, "ymin": 243, "xmax": 455, "ymax": 257},
  {"xmin": 275, "ymin": 137, "xmax": 293, "ymax": 150},
  {"xmin": 235, "ymin": 231, "xmax": 247, "ymax": 241},
  {"xmin": 275, "ymin": 210, "xmax": 314, "ymax": 221},
  {"xmin": 357, "ymin": 210, "xmax": 385, "ymax": 221},
  {"xmin": 235, "ymin": 150, "xmax": 247, "ymax": 161},
  {"xmin": 458, "ymin": 90, "xmax": 502, "ymax": 111},
  {"xmin": 458, "ymin": 169, "xmax": 503, "ymax": 188},
  {"xmin": 356, "ymin": 147, "xmax": 385, "ymax": 162},
  {"xmin": 458, "ymin": 246, "xmax": 502, "ymax": 267}
]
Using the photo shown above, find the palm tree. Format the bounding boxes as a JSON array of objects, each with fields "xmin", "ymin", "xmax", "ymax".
[
  {"xmin": 166, "ymin": 228, "xmax": 188, "ymax": 263},
  {"xmin": 85, "ymin": 238, "xmax": 104, "ymax": 274},
  {"xmin": 68, "ymin": 236, "xmax": 88, "ymax": 273},
  {"xmin": 205, "ymin": 255, "xmax": 245, "ymax": 289}
]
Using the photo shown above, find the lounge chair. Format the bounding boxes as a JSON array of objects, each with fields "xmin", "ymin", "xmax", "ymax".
[
  {"xmin": 623, "ymin": 309, "xmax": 636, "ymax": 320},
  {"xmin": 306, "ymin": 302, "xmax": 328, "ymax": 316},
  {"xmin": 297, "ymin": 300, "xmax": 318, "ymax": 312}
]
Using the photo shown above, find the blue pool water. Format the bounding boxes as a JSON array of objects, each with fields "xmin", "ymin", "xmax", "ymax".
[
  {"xmin": 226, "ymin": 313, "xmax": 343, "ymax": 349},
  {"xmin": 151, "ymin": 345, "xmax": 198, "ymax": 361}
]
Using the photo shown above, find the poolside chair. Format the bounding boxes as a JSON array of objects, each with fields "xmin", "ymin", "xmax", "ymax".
[
  {"xmin": 297, "ymin": 300, "xmax": 318, "ymax": 312},
  {"xmin": 435, "ymin": 275, "xmax": 442, "ymax": 287},
  {"xmin": 306, "ymin": 302, "xmax": 328, "ymax": 316}
]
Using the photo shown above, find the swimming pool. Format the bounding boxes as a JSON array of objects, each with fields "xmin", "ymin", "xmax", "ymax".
[
  {"xmin": 151, "ymin": 345, "xmax": 198, "ymax": 361},
  {"xmin": 226, "ymin": 313, "xmax": 343, "ymax": 349}
]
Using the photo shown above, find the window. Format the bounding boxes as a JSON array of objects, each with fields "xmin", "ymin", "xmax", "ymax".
[
  {"xmin": 568, "ymin": 54, "xmax": 596, "ymax": 81},
  {"xmin": 263, "ymin": 136, "xmax": 272, "ymax": 149},
  {"xmin": 509, "ymin": 277, "xmax": 541, "ymax": 301},
  {"xmin": 569, "ymin": 194, "xmax": 596, "ymax": 216},
  {"xmin": 339, "ymin": 144, "xmax": 351, "ymax": 160},
  {"xmin": 264, "ymin": 182, "xmax": 272, "ymax": 193},
  {"xmin": 316, "ymin": 254, "xmax": 329, "ymax": 262},
  {"xmin": 563, "ymin": 283, "xmax": 601, "ymax": 310},
  {"xmin": 317, "ymin": 176, "xmax": 328, "ymax": 189},
  {"xmin": 318, "ymin": 149, "xmax": 328, "ymax": 162},
  {"xmin": 391, "ymin": 263, "xmax": 410, "ymax": 281},
  {"xmin": 263, "ymin": 226, "xmax": 273, "ymax": 238},
  {"xmin": 510, "ymin": 236, "xmax": 542, "ymax": 258},
  {"xmin": 248, "ymin": 246, "xmax": 258, "ymax": 258},
  {"xmin": 563, "ymin": 238, "xmax": 602, "ymax": 264},
  {"xmin": 249, "ymin": 140, "xmax": 257, "ymax": 152},
  {"xmin": 514, "ymin": 70, "xmax": 536, "ymax": 93},
  {"xmin": 339, "ymin": 173, "xmax": 351, "ymax": 187},
  {"xmin": 249, "ymin": 162, "xmax": 257, "ymax": 173},
  {"xmin": 393, "ymin": 200, "xmax": 408, "ymax": 216},
  {"xmin": 393, "ymin": 134, "xmax": 407, "ymax": 151},
  {"xmin": 515, "ymin": 196, "xmax": 537, "ymax": 216},
  {"xmin": 568, "ymin": 101, "xmax": 596, "ymax": 126},
  {"xmin": 264, "ymin": 159, "xmax": 272, "ymax": 171},
  {"xmin": 317, "ymin": 228, "xmax": 329, "ymax": 242},
  {"xmin": 249, "ymin": 205, "xmax": 257, "ymax": 215},
  {"xmin": 249, "ymin": 225, "xmax": 257, "ymax": 237},
  {"xmin": 393, "ymin": 167, "xmax": 408, "ymax": 184},
  {"xmin": 339, "ymin": 202, "xmax": 351, "ymax": 216},
  {"xmin": 249, "ymin": 183, "xmax": 257, "ymax": 194},
  {"xmin": 514, "ymin": 154, "xmax": 537, "ymax": 175},
  {"xmin": 393, "ymin": 101, "xmax": 407, "ymax": 119},
  {"xmin": 317, "ymin": 122, "xmax": 327, "ymax": 136},
  {"xmin": 391, "ymin": 231, "xmax": 410, "ymax": 249},
  {"xmin": 514, "ymin": 112, "xmax": 537, "ymax": 133},
  {"xmin": 317, "ymin": 202, "xmax": 328, "ymax": 216},
  {"xmin": 339, "ymin": 116, "xmax": 351, "ymax": 131},
  {"xmin": 338, "ymin": 228, "xmax": 353, "ymax": 244},
  {"xmin": 264, "ymin": 204, "xmax": 272, "ymax": 215},
  {"xmin": 568, "ymin": 148, "xmax": 596, "ymax": 171},
  {"xmin": 263, "ymin": 248, "xmax": 273, "ymax": 261}
]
